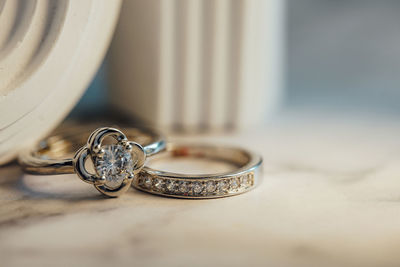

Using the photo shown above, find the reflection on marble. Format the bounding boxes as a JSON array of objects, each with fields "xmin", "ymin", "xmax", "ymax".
[{"xmin": 2, "ymin": 112, "xmax": 400, "ymax": 267}]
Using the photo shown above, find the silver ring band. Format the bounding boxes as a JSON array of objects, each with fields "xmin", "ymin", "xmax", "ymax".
[
  {"xmin": 132, "ymin": 143, "xmax": 263, "ymax": 199},
  {"xmin": 18, "ymin": 125, "xmax": 165, "ymax": 197}
]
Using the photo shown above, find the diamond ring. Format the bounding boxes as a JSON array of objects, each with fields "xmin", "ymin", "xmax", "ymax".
[
  {"xmin": 132, "ymin": 143, "xmax": 262, "ymax": 199},
  {"xmin": 18, "ymin": 125, "xmax": 165, "ymax": 197}
]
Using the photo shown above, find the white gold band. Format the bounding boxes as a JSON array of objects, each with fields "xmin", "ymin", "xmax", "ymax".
[{"xmin": 132, "ymin": 143, "xmax": 263, "ymax": 199}]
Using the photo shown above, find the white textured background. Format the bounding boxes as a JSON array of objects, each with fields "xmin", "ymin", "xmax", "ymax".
[{"xmin": 75, "ymin": 0, "xmax": 400, "ymax": 118}]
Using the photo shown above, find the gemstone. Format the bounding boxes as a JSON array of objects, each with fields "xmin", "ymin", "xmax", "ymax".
[
  {"xmin": 144, "ymin": 177, "xmax": 152, "ymax": 188},
  {"xmin": 218, "ymin": 180, "xmax": 229, "ymax": 191},
  {"xmin": 241, "ymin": 176, "xmax": 248, "ymax": 186},
  {"xmin": 193, "ymin": 182, "xmax": 203, "ymax": 194},
  {"xmin": 166, "ymin": 180, "xmax": 176, "ymax": 191},
  {"xmin": 230, "ymin": 178, "xmax": 239, "ymax": 189},
  {"xmin": 179, "ymin": 182, "xmax": 189, "ymax": 193},
  {"xmin": 154, "ymin": 178, "xmax": 164, "ymax": 191},
  {"xmin": 95, "ymin": 144, "xmax": 134, "ymax": 189},
  {"xmin": 206, "ymin": 181, "xmax": 216, "ymax": 193}
]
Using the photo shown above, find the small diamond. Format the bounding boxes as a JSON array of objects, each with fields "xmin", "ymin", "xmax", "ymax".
[
  {"xmin": 179, "ymin": 182, "xmax": 189, "ymax": 193},
  {"xmin": 166, "ymin": 180, "xmax": 176, "ymax": 191},
  {"xmin": 248, "ymin": 173, "xmax": 254, "ymax": 184},
  {"xmin": 218, "ymin": 180, "xmax": 229, "ymax": 191},
  {"xmin": 206, "ymin": 181, "xmax": 216, "ymax": 193},
  {"xmin": 193, "ymin": 182, "xmax": 203, "ymax": 194},
  {"xmin": 230, "ymin": 178, "xmax": 239, "ymax": 190},
  {"xmin": 241, "ymin": 176, "xmax": 249, "ymax": 186},
  {"xmin": 154, "ymin": 178, "xmax": 164, "ymax": 191},
  {"xmin": 144, "ymin": 177, "xmax": 152, "ymax": 188},
  {"xmin": 95, "ymin": 144, "xmax": 134, "ymax": 189}
]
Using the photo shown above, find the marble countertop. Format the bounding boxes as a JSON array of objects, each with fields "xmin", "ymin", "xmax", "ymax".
[{"xmin": 2, "ymin": 111, "xmax": 400, "ymax": 267}]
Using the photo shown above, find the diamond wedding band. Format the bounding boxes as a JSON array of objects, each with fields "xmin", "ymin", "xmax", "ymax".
[{"xmin": 133, "ymin": 143, "xmax": 262, "ymax": 199}]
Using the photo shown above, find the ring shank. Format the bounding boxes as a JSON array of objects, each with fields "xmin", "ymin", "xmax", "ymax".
[{"xmin": 18, "ymin": 124, "xmax": 165, "ymax": 175}]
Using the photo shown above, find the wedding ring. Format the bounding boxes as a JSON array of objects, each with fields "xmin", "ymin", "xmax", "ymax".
[
  {"xmin": 132, "ymin": 143, "xmax": 262, "ymax": 199},
  {"xmin": 18, "ymin": 125, "xmax": 165, "ymax": 197}
]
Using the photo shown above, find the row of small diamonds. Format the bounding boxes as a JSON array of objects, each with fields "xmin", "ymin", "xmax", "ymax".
[{"xmin": 136, "ymin": 172, "xmax": 254, "ymax": 197}]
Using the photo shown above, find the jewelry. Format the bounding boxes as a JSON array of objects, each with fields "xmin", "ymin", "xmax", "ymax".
[
  {"xmin": 18, "ymin": 126, "xmax": 165, "ymax": 197},
  {"xmin": 132, "ymin": 143, "xmax": 262, "ymax": 199}
]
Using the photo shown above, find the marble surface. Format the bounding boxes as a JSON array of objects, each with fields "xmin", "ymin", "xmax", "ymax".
[{"xmin": 2, "ymin": 111, "xmax": 400, "ymax": 267}]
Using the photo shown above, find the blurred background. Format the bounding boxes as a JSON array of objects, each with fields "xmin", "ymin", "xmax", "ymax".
[
  {"xmin": 3, "ymin": 0, "xmax": 400, "ymax": 163},
  {"xmin": 73, "ymin": 0, "xmax": 400, "ymax": 123},
  {"xmin": 286, "ymin": 0, "xmax": 400, "ymax": 115}
]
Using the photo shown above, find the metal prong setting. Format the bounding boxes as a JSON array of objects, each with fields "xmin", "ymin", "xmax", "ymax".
[
  {"xmin": 124, "ymin": 143, "xmax": 133, "ymax": 151},
  {"xmin": 94, "ymin": 175, "xmax": 107, "ymax": 185},
  {"xmin": 74, "ymin": 127, "xmax": 146, "ymax": 197}
]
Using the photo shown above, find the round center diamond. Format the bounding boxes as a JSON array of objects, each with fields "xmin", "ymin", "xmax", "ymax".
[{"xmin": 95, "ymin": 144, "xmax": 134, "ymax": 189}]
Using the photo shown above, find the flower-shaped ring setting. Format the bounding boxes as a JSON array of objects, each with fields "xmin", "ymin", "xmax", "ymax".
[{"xmin": 73, "ymin": 127, "xmax": 146, "ymax": 197}]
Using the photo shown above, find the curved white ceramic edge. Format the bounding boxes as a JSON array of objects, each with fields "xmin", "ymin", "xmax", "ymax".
[{"xmin": 0, "ymin": 0, "xmax": 122, "ymax": 164}]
